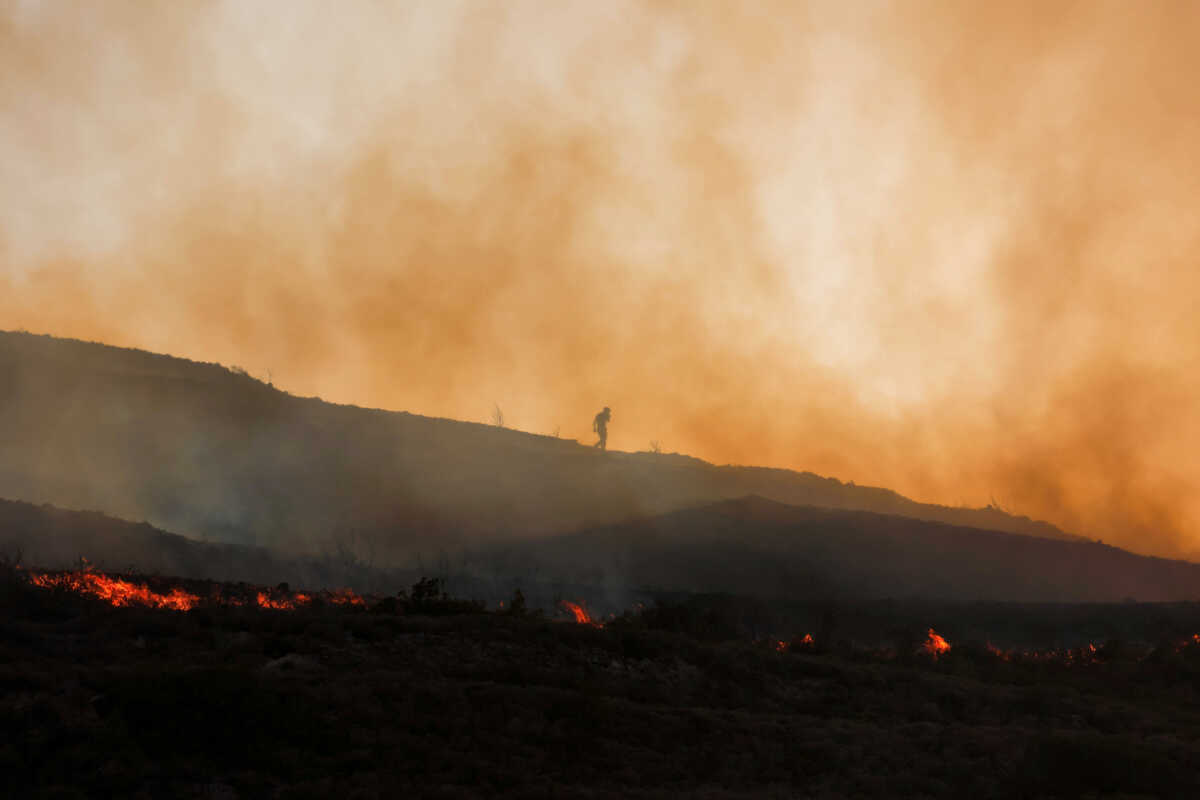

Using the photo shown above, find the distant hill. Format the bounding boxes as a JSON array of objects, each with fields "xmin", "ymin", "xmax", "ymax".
[
  {"xmin": 0, "ymin": 330, "xmax": 1077, "ymax": 559},
  {"xmin": 497, "ymin": 495, "xmax": 1200, "ymax": 603},
  {"xmin": 0, "ymin": 497, "xmax": 408, "ymax": 592},
  {"xmin": 5, "ymin": 493, "xmax": 1198, "ymax": 605}
]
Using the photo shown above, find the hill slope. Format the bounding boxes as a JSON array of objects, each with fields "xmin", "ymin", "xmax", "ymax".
[
  {"xmin": 0, "ymin": 330, "xmax": 1075, "ymax": 557},
  {"xmin": 0, "ymin": 497, "xmax": 404, "ymax": 591},
  {"xmin": 5, "ymin": 494, "xmax": 1199, "ymax": 604},
  {"xmin": 495, "ymin": 495, "xmax": 1200, "ymax": 603}
]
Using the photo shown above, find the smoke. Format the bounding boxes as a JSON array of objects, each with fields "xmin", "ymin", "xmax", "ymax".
[{"xmin": 3, "ymin": 1, "xmax": 1199, "ymax": 557}]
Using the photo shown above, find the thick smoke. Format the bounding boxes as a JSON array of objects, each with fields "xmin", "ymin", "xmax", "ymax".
[{"xmin": 2, "ymin": 1, "xmax": 1199, "ymax": 557}]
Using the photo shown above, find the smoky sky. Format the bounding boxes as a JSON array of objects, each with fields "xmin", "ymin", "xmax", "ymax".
[{"xmin": 3, "ymin": 1, "xmax": 1199, "ymax": 558}]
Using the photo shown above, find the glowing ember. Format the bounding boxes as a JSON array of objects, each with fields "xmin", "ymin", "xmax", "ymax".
[
  {"xmin": 327, "ymin": 588, "xmax": 365, "ymax": 606},
  {"xmin": 1171, "ymin": 635, "xmax": 1200, "ymax": 654},
  {"xmin": 30, "ymin": 570, "xmax": 199, "ymax": 611},
  {"xmin": 255, "ymin": 591, "xmax": 312, "ymax": 610},
  {"xmin": 923, "ymin": 628, "xmax": 951, "ymax": 658},
  {"xmin": 777, "ymin": 634, "xmax": 815, "ymax": 653},
  {"xmin": 26, "ymin": 567, "xmax": 367, "ymax": 613},
  {"xmin": 561, "ymin": 600, "xmax": 601, "ymax": 627}
]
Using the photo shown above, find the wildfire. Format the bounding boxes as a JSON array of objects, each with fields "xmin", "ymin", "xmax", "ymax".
[
  {"xmin": 775, "ymin": 634, "xmax": 815, "ymax": 653},
  {"xmin": 561, "ymin": 600, "xmax": 602, "ymax": 627},
  {"xmin": 923, "ymin": 628, "xmax": 951, "ymax": 658},
  {"xmin": 256, "ymin": 590, "xmax": 312, "ymax": 610},
  {"xmin": 327, "ymin": 588, "xmax": 366, "ymax": 606},
  {"xmin": 23, "ymin": 567, "xmax": 1180, "ymax": 671},
  {"xmin": 29, "ymin": 570, "xmax": 200, "ymax": 611},
  {"xmin": 25, "ymin": 567, "xmax": 367, "ymax": 613},
  {"xmin": 1167, "ymin": 634, "xmax": 1200, "ymax": 655},
  {"xmin": 983, "ymin": 641, "xmax": 1111, "ymax": 664},
  {"xmin": 255, "ymin": 587, "xmax": 365, "ymax": 609}
]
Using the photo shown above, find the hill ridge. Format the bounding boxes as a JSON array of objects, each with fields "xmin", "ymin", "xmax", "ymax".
[{"xmin": 0, "ymin": 329, "xmax": 1078, "ymax": 555}]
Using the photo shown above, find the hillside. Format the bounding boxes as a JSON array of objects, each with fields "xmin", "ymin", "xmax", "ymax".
[
  {"xmin": 6, "ymin": 491, "xmax": 1200, "ymax": 607},
  {"xmin": 0, "ymin": 330, "xmax": 1075, "ymax": 558},
  {"xmin": 0, "ymin": 498, "xmax": 404, "ymax": 592},
  {"xmin": 493, "ymin": 495, "xmax": 1200, "ymax": 603}
]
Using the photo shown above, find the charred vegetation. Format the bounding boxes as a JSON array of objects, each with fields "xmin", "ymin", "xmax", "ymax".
[{"xmin": 6, "ymin": 561, "xmax": 1200, "ymax": 797}]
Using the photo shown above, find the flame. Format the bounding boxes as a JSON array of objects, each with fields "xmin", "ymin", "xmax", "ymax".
[
  {"xmin": 923, "ymin": 628, "xmax": 951, "ymax": 658},
  {"xmin": 561, "ymin": 600, "xmax": 601, "ymax": 627},
  {"xmin": 29, "ymin": 570, "xmax": 199, "ymax": 611},
  {"xmin": 26, "ymin": 567, "xmax": 364, "ymax": 613},
  {"xmin": 326, "ymin": 588, "xmax": 365, "ymax": 606},
  {"xmin": 255, "ymin": 590, "xmax": 313, "ymax": 610},
  {"xmin": 777, "ymin": 634, "xmax": 815, "ymax": 653},
  {"xmin": 1063, "ymin": 643, "xmax": 1099, "ymax": 666},
  {"xmin": 1170, "ymin": 634, "xmax": 1200, "ymax": 654},
  {"xmin": 17, "ymin": 569, "xmax": 1164, "ymax": 669}
]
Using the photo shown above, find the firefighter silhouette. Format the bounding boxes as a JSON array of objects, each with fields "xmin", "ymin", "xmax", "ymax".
[{"xmin": 592, "ymin": 406, "xmax": 612, "ymax": 450}]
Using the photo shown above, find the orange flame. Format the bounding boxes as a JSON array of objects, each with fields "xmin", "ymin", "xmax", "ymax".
[
  {"xmin": 923, "ymin": 628, "xmax": 951, "ymax": 658},
  {"xmin": 777, "ymin": 634, "xmax": 815, "ymax": 653},
  {"xmin": 1171, "ymin": 634, "xmax": 1200, "ymax": 654},
  {"xmin": 26, "ymin": 567, "xmax": 368, "ymax": 613},
  {"xmin": 561, "ymin": 600, "xmax": 601, "ymax": 627},
  {"xmin": 326, "ymin": 588, "xmax": 365, "ymax": 606},
  {"xmin": 255, "ymin": 590, "xmax": 313, "ymax": 610},
  {"xmin": 30, "ymin": 571, "xmax": 199, "ymax": 611}
]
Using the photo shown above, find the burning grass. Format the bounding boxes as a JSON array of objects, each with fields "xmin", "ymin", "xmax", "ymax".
[
  {"xmin": 22, "ymin": 565, "xmax": 365, "ymax": 613},
  {"xmin": 30, "ymin": 569, "xmax": 201, "ymax": 611},
  {"xmin": 923, "ymin": 627, "xmax": 951, "ymax": 658},
  {"xmin": 560, "ymin": 600, "xmax": 602, "ymax": 627},
  {"xmin": 9, "ymin": 561, "xmax": 1200, "ymax": 797},
  {"xmin": 19, "ymin": 565, "xmax": 1200, "ymax": 673}
]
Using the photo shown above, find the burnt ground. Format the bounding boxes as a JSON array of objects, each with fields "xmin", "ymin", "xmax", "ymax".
[{"xmin": 6, "ymin": 571, "xmax": 1200, "ymax": 798}]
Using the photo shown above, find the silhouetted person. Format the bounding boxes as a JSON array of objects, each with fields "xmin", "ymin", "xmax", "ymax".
[{"xmin": 593, "ymin": 406, "xmax": 611, "ymax": 450}]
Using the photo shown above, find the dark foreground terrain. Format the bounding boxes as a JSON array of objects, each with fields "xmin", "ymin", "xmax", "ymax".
[{"xmin": 6, "ymin": 567, "xmax": 1200, "ymax": 798}]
